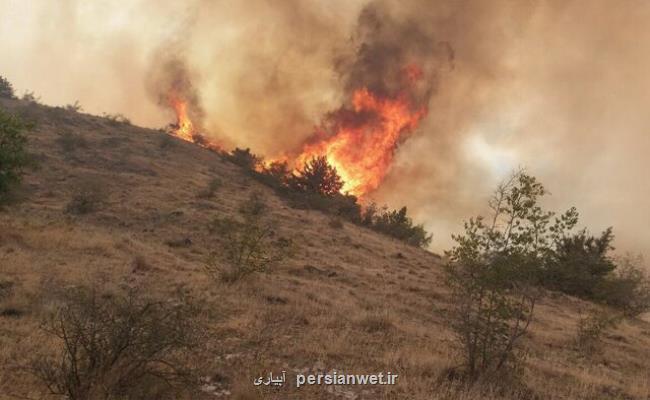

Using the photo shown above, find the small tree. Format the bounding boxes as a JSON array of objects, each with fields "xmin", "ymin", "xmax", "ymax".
[
  {"xmin": 206, "ymin": 193, "xmax": 290, "ymax": 283},
  {"xmin": 289, "ymin": 156, "xmax": 343, "ymax": 196},
  {"xmin": 0, "ymin": 76, "xmax": 15, "ymax": 99},
  {"xmin": 445, "ymin": 171, "xmax": 568, "ymax": 381},
  {"xmin": 0, "ymin": 108, "xmax": 31, "ymax": 203}
]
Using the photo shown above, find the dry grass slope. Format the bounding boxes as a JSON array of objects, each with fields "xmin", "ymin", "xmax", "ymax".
[{"xmin": 1, "ymin": 98, "xmax": 649, "ymax": 399}]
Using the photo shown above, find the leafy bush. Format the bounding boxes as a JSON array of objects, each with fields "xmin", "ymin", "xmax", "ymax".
[
  {"xmin": 289, "ymin": 156, "xmax": 343, "ymax": 196},
  {"xmin": 575, "ymin": 309, "xmax": 622, "ymax": 354},
  {"xmin": 369, "ymin": 206, "xmax": 432, "ymax": 248},
  {"xmin": 542, "ymin": 227, "xmax": 616, "ymax": 298},
  {"xmin": 206, "ymin": 193, "xmax": 290, "ymax": 283},
  {"xmin": 65, "ymin": 180, "xmax": 106, "ymax": 214},
  {"xmin": 30, "ymin": 285, "xmax": 201, "ymax": 399},
  {"xmin": 593, "ymin": 255, "xmax": 650, "ymax": 317},
  {"xmin": 0, "ymin": 76, "xmax": 15, "ymax": 99},
  {"xmin": 0, "ymin": 108, "xmax": 31, "ymax": 203},
  {"xmin": 445, "ymin": 171, "xmax": 557, "ymax": 381}
]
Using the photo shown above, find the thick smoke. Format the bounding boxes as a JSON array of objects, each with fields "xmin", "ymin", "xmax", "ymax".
[
  {"xmin": 146, "ymin": 54, "xmax": 205, "ymax": 133},
  {"xmin": 335, "ymin": 1, "xmax": 454, "ymax": 110},
  {"xmin": 1, "ymin": 0, "xmax": 648, "ymax": 256}
]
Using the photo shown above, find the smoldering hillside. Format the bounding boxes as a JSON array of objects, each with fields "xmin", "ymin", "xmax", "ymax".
[{"xmin": 1, "ymin": 0, "xmax": 648, "ymax": 255}]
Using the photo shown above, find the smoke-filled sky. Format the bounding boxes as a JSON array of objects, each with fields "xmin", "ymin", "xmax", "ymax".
[{"xmin": 1, "ymin": 0, "xmax": 648, "ymax": 256}]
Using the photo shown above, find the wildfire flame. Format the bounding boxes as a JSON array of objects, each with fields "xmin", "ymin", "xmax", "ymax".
[
  {"xmin": 166, "ymin": 64, "xmax": 427, "ymax": 198},
  {"xmin": 167, "ymin": 93, "xmax": 222, "ymax": 151},
  {"xmin": 169, "ymin": 95, "xmax": 195, "ymax": 142},
  {"xmin": 294, "ymin": 78, "xmax": 426, "ymax": 197}
]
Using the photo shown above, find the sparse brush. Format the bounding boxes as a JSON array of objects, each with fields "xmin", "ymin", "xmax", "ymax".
[
  {"xmin": 197, "ymin": 177, "xmax": 222, "ymax": 199},
  {"xmin": 359, "ymin": 312, "xmax": 393, "ymax": 333},
  {"xmin": 328, "ymin": 217, "xmax": 344, "ymax": 229},
  {"xmin": 25, "ymin": 284, "xmax": 203, "ymax": 399},
  {"xmin": 576, "ymin": 309, "xmax": 622, "ymax": 354},
  {"xmin": 21, "ymin": 91, "xmax": 40, "ymax": 104},
  {"xmin": 102, "ymin": 112, "xmax": 130, "ymax": 126},
  {"xmin": 64, "ymin": 100, "xmax": 83, "ymax": 113},
  {"xmin": 159, "ymin": 133, "xmax": 176, "ymax": 150},
  {"xmin": 56, "ymin": 131, "xmax": 87, "ymax": 153},
  {"xmin": 206, "ymin": 193, "xmax": 291, "ymax": 283},
  {"xmin": 65, "ymin": 180, "xmax": 106, "ymax": 215}
]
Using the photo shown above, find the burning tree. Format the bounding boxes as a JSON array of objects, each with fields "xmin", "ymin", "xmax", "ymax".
[{"xmin": 289, "ymin": 156, "xmax": 344, "ymax": 197}]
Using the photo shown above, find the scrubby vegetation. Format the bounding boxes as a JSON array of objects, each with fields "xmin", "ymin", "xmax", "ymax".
[
  {"xmin": 206, "ymin": 192, "xmax": 291, "ymax": 283},
  {"xmin": 197, "ymin": 177, "xmax": 222, "ymax": 199},
  {"xmin": 444, "ymin": 170, "xmax": 650, "ymax": 385},
  {"xmin": 102, "ymin": 112, "xmax": 131, "ymax": 126},
  {"xmin": 27, "ymin": 285, "xmax": 202, "ymax": 399},
  {"xmin": 56, "ymin": 131, "xmax": 88, "ymax": 154},
  {"xmin": 0, "ymin": 75, "xmax": 15, "ymax": 99},
  {"xmin": 224, "ymin": 147, "xmax": 432, "ymax": 248},
  {"xmin": 0, "ymin": 107, "xmax": 31, "ymax": 204},
  {"xmin": 575, "ymin": 309, "xmax": 622, "ymax": 355},
  {"xmin": 444, "ymin": 171, "xmax": 546, "ymax": 383},
  {"xmin": 65, "ymin": 180, "xmax": 106, "ymax": 215}
]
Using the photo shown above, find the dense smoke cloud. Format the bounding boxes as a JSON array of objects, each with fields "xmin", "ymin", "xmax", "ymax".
[{"xmin": 1, "ymin": 0, "xmax": 648, "ymax": 256}]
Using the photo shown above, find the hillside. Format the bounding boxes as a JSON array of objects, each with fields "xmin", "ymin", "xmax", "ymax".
[{"xmin": 1, "ymin": 98, "xmax": 650, "ymax": 400}]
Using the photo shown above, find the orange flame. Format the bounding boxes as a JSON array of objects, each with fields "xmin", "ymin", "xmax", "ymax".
[
  {"xmin": 294, "ymin": 86, "xmax": 426, "ymax": 197},
  {"xmin": 167, "ymin": 93, "xmax": 222, "ymax": 151},
  {"xmin": 168, "ymin": 94, "xmax": 196, "ymax": 142}
]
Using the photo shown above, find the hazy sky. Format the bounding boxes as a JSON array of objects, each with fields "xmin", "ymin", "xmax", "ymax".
[{"xmin": 1, "ymin": 0, "xmax": 648, "ymax": 256}]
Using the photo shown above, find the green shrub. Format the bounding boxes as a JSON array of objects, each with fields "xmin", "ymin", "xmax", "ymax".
[
  {"xmin": 206, "ymin": 193, "xmax": 290, "ymax": 283},
  {"xmin": 0, "ymin": 108, "xmax": 31, "ymax": 203},
  {"xmin": 370, "ymin": 206, "xmax": 432, "ymax": 248},
  {"xmin": 445, "ymin": 171, "xmax": 556, "ymax": 381},
  {"xmin": 593, "ymin": 255, "xmax": 650, "ymax": 317},
  {"xmin": 542, "ymin": 228, "xmax": 616, "ymax": 298},
  {"xmin": 0, "ymin": 76, "xmax": 15, "ymax": 99},
  {"xmin": 30, "ymin": 285, "xmax": 202, "ymax": 399}
]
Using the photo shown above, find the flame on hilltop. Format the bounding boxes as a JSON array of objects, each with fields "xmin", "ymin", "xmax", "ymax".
[
  {"xmin": 168, "ymin": 93, "xmax": 196, "ymax": 142},
  {"xmin": 293, "ymin": 69, "xmax": 427, "ymax": 197},
  {"xmin": 167, "ymin": 93, "xmax": 222, "ymax": 151}
]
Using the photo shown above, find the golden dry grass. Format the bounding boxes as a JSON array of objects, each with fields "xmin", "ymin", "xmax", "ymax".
[{"xmin": 1, "ymin": 98, "xmax": 649, "ymax": 399}]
